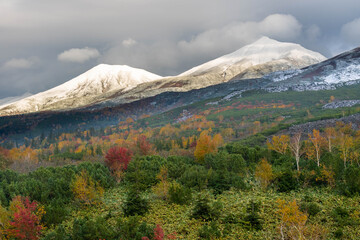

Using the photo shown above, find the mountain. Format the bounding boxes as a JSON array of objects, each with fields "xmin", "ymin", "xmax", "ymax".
[
  {"xmin": 180, "ymin": 36, "xmax": 325, "ymax": 77},
  {"xmin": 1, "ymin": 45, "xmax": 360, "ymax": 139},
  {"xmin": 262, "ymin": 46, "xmax": 360, "ymax": 92},
  {"xmin": 0, "ymin": 64, "xmax": 162, "ymax": 116},
  {"xmin": 0, "ymin": 37, "xmax": 326, "ymax": 116},
  {"xmin": 97, "ymin": 37, "xmax": 326, "ymax": 107}
]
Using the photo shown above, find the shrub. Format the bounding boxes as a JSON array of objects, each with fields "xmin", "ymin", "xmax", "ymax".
[
  {"xmin": 300, "ymin": 202, "xmax": 321, "ymax": 218},
  {"xmin": 242, "ymin": 201, "xmax": 263, "ymax": 231},
  {"xmin": 125, "ymin": 156, "xmax": 166, "ymax": 191},
  {"xmin": 123, "ymin": 190, "xmax": 149, "ymax": 217},
  {"xmin": 42, "ymin": 200, "xmax": 69, "ymax": 227},
  {"xmin": 207, "ymin": 170, "xmax": 246, "ymax": 194},
  {"xmin": 71, "ymin": 216, "xmax": 114, "ymax": 240},
  {"xmin": 275, "ymin": 170, "xmax": 299, "ymax": 192},
  {"xmin": 192, "ymin": 191, "xmax": 222, "ymax": 221},
  {"xmin": 168, "ymin": 181, "xmax": 192, "ymax": 205},
  {"xmin": 343, "ymin": 165, "xmax": 360, "ymax": 196},
  {"xmin": 198, "ymin": 221, "xmax": 222, "ymax": 240},
  {"xmin": 116, "ymin": 216, "xmax": 153, "ymax": 240},
  {"xmin": 166, "ymin": 156, "xmax": 192, "ymax": 180},
  {"xmin": 179, "ymin": 165, "xmax": 209, "ymax": 191}
]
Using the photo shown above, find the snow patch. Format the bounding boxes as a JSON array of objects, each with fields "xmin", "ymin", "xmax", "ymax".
[{"xmin": 322, "ymin": 63, "xmax": 360, "ymax": 84}]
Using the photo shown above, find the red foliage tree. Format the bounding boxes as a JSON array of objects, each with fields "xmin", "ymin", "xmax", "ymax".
[
  {"xmin": 136, "ymin": 135, "xmax": 152, "ymax": 156},
  {"xmin": 6, "ymin": 196, "xmax": 44, "ymax": 240},
  {"xmin": 105, "ymin": 146, "xmax": 133, "ymax": 172}
]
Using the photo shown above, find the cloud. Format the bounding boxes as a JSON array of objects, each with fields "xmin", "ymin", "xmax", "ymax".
[
  {"xmin": 306, "ymin": 25, "xmax": 321, "ymax": 41},
  {"xmin": 122, "ymin": 38, "xmax": 137, "ymax": 48},
  {"xmin": 179, "ymin": 14, "xmax": 302, "ymax": 54},
  {"xmin": 57, "ymin": 47, "xmax": 100, "ymax": 63},
  {"xmin": 101, "ymin": 14, "xmax": 303, "ymax": 75},
  {"xmin": 341, "ymin": 18, "xmax": 360, "ymax": 46},
  {"xmin": 2, "ymin": 57, "xmax": 37, "ymax": 70},
  {"xmin": 2, "ymin": 0, "xmax": 358, "ymax": 98}
]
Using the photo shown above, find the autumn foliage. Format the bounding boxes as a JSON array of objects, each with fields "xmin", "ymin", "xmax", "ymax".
[
  {"xmin": 71, "ymin": 170, "xmax": 104, "ymax": 205},
  {"xmin": 136, "ymin": 135, "xmax": 153, "ymax": 156},
  {"xmin": 5, "ymin": 196, "xmax": 45, "ymax": 240},
  {"xmin": 105, "ymin": 146, "xmax": 133, "ymax": 175},
  {"xmin": 255, "ymin": 158, "xmax": 274, "ymax": 189},
  {"xmin": 194, "ymin": 130, "xmax": 223, "ymax": 163},
  {"xmin": 277, "ymin": 199, "xmax": 307, "ymax": 240},
  {"xmin": 267, "ymin": 135, "xmax": 290, "ymax": 155}
]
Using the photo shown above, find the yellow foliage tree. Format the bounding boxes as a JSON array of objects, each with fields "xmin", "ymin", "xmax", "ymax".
[
  {"xmin": 336, "ymin": 126, "xmax": 354, "ymax": 168},
  {"xmin": 152, "ymin": 166, "xmax": 170, "ymax": 200},
  {"xmin": 0, "ymin": 204, "xmax": 10, "ymax": 239},
  {"xmin": 267, "ymin": 135, "xmax": 290, "ymax": 155},
  {"xmin": 277, "ymin": 199, "xmax": 308, "ymax": 240},
  {"xmin": 212, "ymin": 133, "xmax": 224, "ymax": 149},
  {"xmin": 71, "ymin": 170, "xmax": 104, "ymax": 205},
  {"xmin": 255, "ymin": 158, "xmax": 274, "ymax": 189}
]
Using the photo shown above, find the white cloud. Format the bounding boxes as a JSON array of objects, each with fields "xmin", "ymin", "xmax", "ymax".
[
  {"xmin": 57, "ymin": 47, "xmax": 100, "ymax": 63},
  {"xmin": 101, "ymin": 14, "xmax": 304, "ymax": 76},
  {"xmin": 341, "ymin": 18, "xmax": 360, "ymax": 46},
  {"xmin": 259, "ymin": 14, "xmax": 302, "ymax": 39},
  {"xmin": 178, "ymin": 14, "xmax": 302, "ymax": 54},
  {"xmin": 122, "ymin": 38, "xmax": 137, "ymax": 48},
  {"xmin": 3, "ymin": 57, "xmax": 36, "ymax": 69}
]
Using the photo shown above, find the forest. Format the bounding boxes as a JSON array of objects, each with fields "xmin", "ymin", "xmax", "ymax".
[{"xmin": 1, "ymin": 87, "xmax": 360, "ymax": 239}]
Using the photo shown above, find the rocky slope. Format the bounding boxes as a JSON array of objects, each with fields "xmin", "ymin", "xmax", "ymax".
[{"xmin": 262, "ymin": 47, "xmax": 360, "ymax": 92}]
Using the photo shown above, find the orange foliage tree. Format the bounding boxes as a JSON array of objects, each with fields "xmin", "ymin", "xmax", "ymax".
[{"xmin": 194, "ymin": 130, "xmax": 223, "ymax": 163}]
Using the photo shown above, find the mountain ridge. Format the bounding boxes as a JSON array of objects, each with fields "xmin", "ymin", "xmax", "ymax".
[{"xmin": 0, "ymin": 37, "xmax": 326, "ymax": 116}]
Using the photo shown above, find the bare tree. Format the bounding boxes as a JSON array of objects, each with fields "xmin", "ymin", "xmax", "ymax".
[{"xmin": 289, "ymin": 132, "xmax": 303, "ymax": 171}]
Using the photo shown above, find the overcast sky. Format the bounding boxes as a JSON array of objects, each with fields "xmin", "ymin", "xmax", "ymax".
[{"xmin": 1, "ymin": 0, "xmax": 360, "ymax": 98}]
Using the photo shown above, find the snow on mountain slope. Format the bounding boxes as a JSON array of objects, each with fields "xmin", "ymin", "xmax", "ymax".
[
  {"xmin": 0, "ymin": 64, "xmax": 162, "ymax": 116},
  {"xmin": 0, "ymin": 37, "xmax": 327, "ymax": 116},
  {"xmin": 180, "ymin": 36, "xmax": 326, "ymax": 77},
  {"xmin": 0, "ymin": 92, "xmax": 33, "ymax": 107},
  {"xmin": 262, "ymin": 47, "xmax": 360, "ymax": 92},
  {"xmin": 100, "ymin": 37, "xmax": 326, "ymax": 106}
]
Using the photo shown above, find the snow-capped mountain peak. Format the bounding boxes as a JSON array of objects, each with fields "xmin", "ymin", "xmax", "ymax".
[
  {"xmin": 180, "ymin": 37, "xmax": 326, "ymax": 76},
  {"xmin": 0, "ymin": 64, "xmax": 162, "ymax": 115}
]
